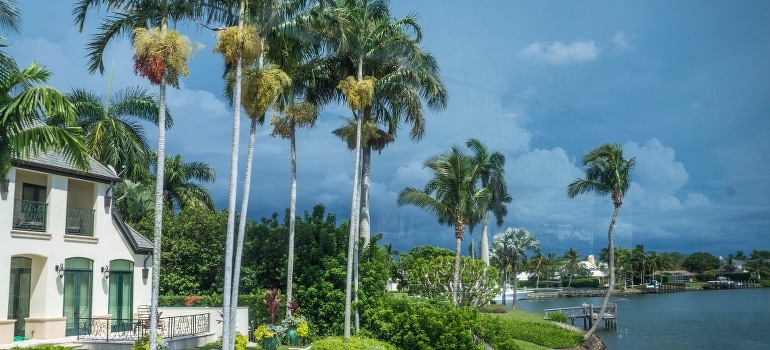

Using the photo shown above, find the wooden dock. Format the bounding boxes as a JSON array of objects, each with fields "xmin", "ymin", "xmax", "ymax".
[
  {"xmin": 544, "ymin": 303, "xmax": 618, "ymax": 330},
  {"xmin": 643, "ymin": 283, "xmax": 686, "ymax": 294},
  {"xmin": 528, "ymin": 289, "xmax": 607, "ymax": 298},
  {"xmin": 704, "ymin": 280, "xmax": 758, "ymax": 290}
]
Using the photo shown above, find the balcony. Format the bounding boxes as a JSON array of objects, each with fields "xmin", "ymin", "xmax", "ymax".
[
  {"xmin": 66, "ymin": 206, "xmax": 95, "ymax": 236},
  {"xmin": 12, "ymin": 199, "xmax": 47, "ymax": 232}
]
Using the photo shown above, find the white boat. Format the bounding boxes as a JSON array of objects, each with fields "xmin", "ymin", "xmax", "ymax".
[{"xmin": 492, "ymin": 287, "xmax": 531, "ymax": 301}]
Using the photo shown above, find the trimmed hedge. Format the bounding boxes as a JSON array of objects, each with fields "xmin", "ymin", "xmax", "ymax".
[{"xmin": 311, "ymin": 336, "xmax": 397, "ymax": 350}]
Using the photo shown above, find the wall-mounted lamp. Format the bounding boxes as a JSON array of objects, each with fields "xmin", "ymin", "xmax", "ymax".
[
  {"xmin": 104, "ymin": 195, "xmax": 112, "ymax": 208},
  {"xmin": 55, "ymin": 263, "xmax": 65, "ymax": 278},
  {"xmin": 101, "ymin": 266, "xmax": 110, "ymax": 279},
  {"xmin": 0, "ymin": 178, "xmax": 9, "ymax": 194}
]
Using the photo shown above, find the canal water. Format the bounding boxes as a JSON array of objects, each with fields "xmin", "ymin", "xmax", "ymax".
[{"xmin": 512, "ymin": 288, "xmax": 770, "ymax": 349}]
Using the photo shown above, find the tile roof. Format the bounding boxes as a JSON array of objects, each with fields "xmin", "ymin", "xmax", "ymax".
[
  {"xmin": 112, "ymin": 211, "xmax": 154, "ymax": 253},
  {"xmin": 13, "ymin": 151, "xmax": 120, "ymax": 182}
]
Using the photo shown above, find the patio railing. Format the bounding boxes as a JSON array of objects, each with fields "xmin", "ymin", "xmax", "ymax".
[{"xmin": 76, "ymin": 313, "xmax": 210, "ymax": 342}]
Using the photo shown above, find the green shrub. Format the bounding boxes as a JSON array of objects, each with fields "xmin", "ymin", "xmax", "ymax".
[
  {"xmin": 361, "ymin": 296, "xmax": 484, "ymax": 350},
  {"xmin": 562, "ymin": 278, "xmax": 599, "ymax": 288},
  {"xmin": 311, "ymin": 336, "xmax": 397, "ymax": 350},
  {"xmin": 546, "ymin": 312, "xmax": 568, "ymax": 323},
  {"xmin": 478, "ymin": 304, "xmax": 508, "ymax": 314},
  {"xmin": 132, "ymin": 335, "xmax": 168, "ymax": 350},
  {"xmin": 216, "ymin": 332, "xmax": 248, "ymax": 350}
]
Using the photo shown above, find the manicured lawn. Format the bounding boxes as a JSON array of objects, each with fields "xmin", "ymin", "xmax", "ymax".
[{"xmin": 498, "ymin": 309, "xmax": 585, "ymax": 350}]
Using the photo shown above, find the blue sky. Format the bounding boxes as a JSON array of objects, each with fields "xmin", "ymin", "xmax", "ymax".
[{"xmin": 7, "ymin": 1, "xmax": 769, "ymax": 258}]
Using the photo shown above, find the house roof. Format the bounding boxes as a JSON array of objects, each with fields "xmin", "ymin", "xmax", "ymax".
[
  {"xmin": 12, "ymin": 151, "xmax": 120, "ymax": 183},
  {"xmin": 112, "ymin": 211, "xmax": 153, "ymax": 253}
]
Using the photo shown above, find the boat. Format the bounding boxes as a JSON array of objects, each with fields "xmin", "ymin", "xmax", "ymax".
[{"xmin": 492, "ymin": 287, "xmax": 531, "ymax": 301}]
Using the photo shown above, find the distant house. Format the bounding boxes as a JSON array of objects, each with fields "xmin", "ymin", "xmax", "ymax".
[
  {"xmin": 581, "ymin": 255, "xmax": 609, "ymax": 285},
  {"xmin": 1, "ymin": 152, "xmax": 153, "ymax": 343},
  {"xmin": 662, "ymin": 270, "xmax": 695, "ymax": 283}
]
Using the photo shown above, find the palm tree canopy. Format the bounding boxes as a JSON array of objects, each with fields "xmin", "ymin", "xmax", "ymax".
[
  {"xmin": 491, "ymin": 227, "xmax": 540, "ymax": 270},
  {"xmin": 0, "ymin": 0, "xmax": 21, "ymax": 34},
  {"xmin": 397, "ymin": 145, "xmax": 487, "ymax": 236},
  {"xmin": 151, "ymin": 153, "xmax": 216, "ymax": 211},
  {"xmin": 73, "ymin": 0, "xmax": 198, "ymax": 74},
  {"xmin": 0, "ymin": 59, "xmax": 90, "ymax": 178},
  {"xmin": 67, "ymin": 86, "xmax": 171, "ymax": 182},
  {"xmin": 466, "ymin": 138, "xmax": 511, "ymax": 227},
  {"xmin": 567, "ymin": 142, "xmax": 636, "ymax": 205}
]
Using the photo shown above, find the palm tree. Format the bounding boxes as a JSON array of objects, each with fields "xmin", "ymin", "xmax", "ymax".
[
  {"xmin": 66, "ymin": 86, "xmax": 171, "ymax": 182},
  {"xmin": 74, "ymin": 2, "xmax": 195, "ymax": 347},
  {"xmin": 331, "ymin": 48, "xmax": 448, "ymax": 247},
  {"xmin": 0, "ymin": 57, "xmax": 90, "ymax": 183},
  {"xmin": 466, "ymin": 138, "xmax": 511, "ymax": 265},
  {"xmin": 568, "ymin": 142, "xmax": 635, "ymax": 340},
  {"xmin": 561, "ymin": 247, "xmax": 581, "ymax": 288},
  {"xmin": 491, "ymin": 227, "xmax": 539, "ymax": 309},
  {"xmin": 630, "ymin": 244, "xmax": 648, "ymax": 285},
  {"xmin": 0, "ymin": 0, "xmax": 20, "ymax": 34},
  {"xmin": 310, "ymin": 0, "xmax": 426, "ymax": 337},
  {"xmin": 397, "ymin": 146, "xmax": 487, "ymax": 306},
  {"xmin": 154, "ymin": 153, "xmax": 215, "ymax": 211},
  {"xmin": 114, "ymin": 179, "xmax": 154, "ymax": 223}
]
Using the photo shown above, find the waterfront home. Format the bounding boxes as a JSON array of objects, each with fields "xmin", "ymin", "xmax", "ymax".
[
  {"xmin": 660, "ymin": 270, "xmax": 695, "ymax": 283},
  {"xmin": 582, "ymin": 255, "xmax": 609, "ymax": 285},
  {"xmin": 0, "ymin": 152, "xmax": 153, "ymax": 343}
]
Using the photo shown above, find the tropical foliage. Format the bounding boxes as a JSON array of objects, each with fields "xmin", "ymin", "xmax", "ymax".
[{"xmin": 398, "ymin": 145, "xmax": 488, "ymax": 306}]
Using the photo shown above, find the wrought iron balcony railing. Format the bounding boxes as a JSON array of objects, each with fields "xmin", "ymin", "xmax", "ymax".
[
  {"xmin": 12, "ymin": 199, "xmax": 47, "ymax": 232},
  {"xmin": 66, "ymin": 206, "xmax": 95, "ymax": 236}
]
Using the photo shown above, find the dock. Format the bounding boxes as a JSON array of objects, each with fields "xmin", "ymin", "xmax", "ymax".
[
  {"xmin": 529, "ymin": 289, "xmax": 607, "ymax": 298},
  {"xmin": 704, "ymin": 279, "xmax": 758, "ymax": 290},
  {"xmin": 544, "ymin": 303, "xmax": 617, "ymax": 330},
  {"xmin": 643, "ymin": 283, "xmax": 686, "ymax": 294}
]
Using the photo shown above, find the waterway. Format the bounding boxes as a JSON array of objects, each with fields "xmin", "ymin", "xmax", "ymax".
[{"xmin": 511, "ymin": 288, "xmax": 770, "ymax": 349}]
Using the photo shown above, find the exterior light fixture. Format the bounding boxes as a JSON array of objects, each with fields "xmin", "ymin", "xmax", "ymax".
[
  {"xmin": 55, "ymin": 263, "xmax": 65, "ymax": 278},
  {"xmin": 101, "ymin": 266, "xmax": 110, "ymax": 279},
  {"xmin": 104, "ymin": 195, "xmax": 112, "ymax": 208},
  {"xmin": 0, "ymin": 178, "xmax": 8, "ymax": 194}
]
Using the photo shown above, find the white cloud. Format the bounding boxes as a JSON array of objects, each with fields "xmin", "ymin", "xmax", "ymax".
[
  {"xmin": 684, "ymin": 193, "xmax": 711, "ymax": 207},
  {"xmin": 518, "ymin": 40, "xmax": 598, "ymax": 65},
  {"xmin": 624, "ymin": 138, "xmax": 689, "ymax": 210},
  {"xmin": 611, "ymin": 31, "xmax": 634, "ymax": 52}
]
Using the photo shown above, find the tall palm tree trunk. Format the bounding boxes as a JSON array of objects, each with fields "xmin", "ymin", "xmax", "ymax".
[
  {"xmin": 584, "ymin": 203, "xmax": 620, "ymax": 340},
  {"xmin": 512, "ymin": 260, "xmax": 519, "ymax": 309},
  {"xmin": 222, "ymin": 4, "xmax": 246, "ymax": 349},
  {"xmin": 453, "ymin": 221, "xmax": 463, "ymax": 306},
  {"xmin": 286, "ymin": 125, "xmax": 297, "ymax": 315},
  {"xmin": 149, "ymin": 74, "xmax": 167, "ymax": 350},
  {"xmin": 359, "ymin": 145, "xmax": 371, "ymax": 245},
  {"xmin": 344, "ymin": 56, "xmax": 365, "ymax": 339},
  {"xmin": 230, "ymin": 115, "xmax": 257, "ymax": 345},
  {"xmin": 480, "ymin": 212, "xmax": 489, "ymax": 263}
]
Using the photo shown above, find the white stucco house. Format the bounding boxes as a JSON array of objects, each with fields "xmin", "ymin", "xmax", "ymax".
[{"xmin": 0, "ymin": 152, "xmax": 153, "ymax": 343}]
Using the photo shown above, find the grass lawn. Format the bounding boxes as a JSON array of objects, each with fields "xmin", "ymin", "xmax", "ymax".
[{"xmin": 500, "ymin": 309, "xmax": 585, "ymax": 350}]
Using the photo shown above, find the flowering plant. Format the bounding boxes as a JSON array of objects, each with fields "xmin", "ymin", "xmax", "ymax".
[
  {"xmin": 253, "ymin": 324, "xmax": 275, "ymax": 342},
  {"xmin": 280, "ymin": 314, "xmax": 305, "ymax": 329},
  {"xmin": 296, "ymin": 321, "xmax": 309, "ymax": 338}
]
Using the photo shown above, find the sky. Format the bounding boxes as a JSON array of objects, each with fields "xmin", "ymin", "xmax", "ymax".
[{"xmin": 7, "ymin": 1, "xmax": 770, "ymax": 259}]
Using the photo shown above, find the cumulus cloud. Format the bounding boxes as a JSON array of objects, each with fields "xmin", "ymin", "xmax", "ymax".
[
  {"xmin": 610, "ymin": 31, "xmax": 634, "ymax": 52},
  {"xmin": 518, "ymin": 40, "xmax": 598, "ymax": 65},
  {"xmin": 684, "ymin": 193, "xmax": 711, "ymax": 207},
  {"xmin": 624, "ymin": 138, "xmax": 689, "ymax": 210}
]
